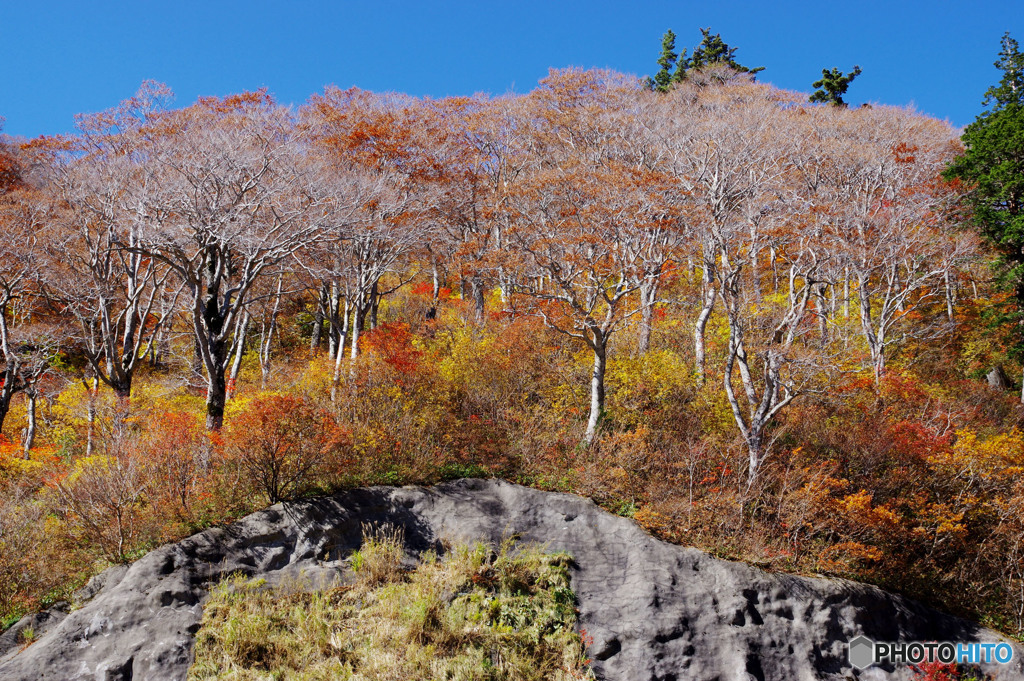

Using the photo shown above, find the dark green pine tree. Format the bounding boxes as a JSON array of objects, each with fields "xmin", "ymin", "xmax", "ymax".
[
  {"xmin": 809, "ymin": 65, "xmax": 863, "ymax": 106},
  {"xmin": 944, "ymin": 32, "xmax": 1024, "ymax": 399},
  {"xmin": 687, "ymin": 27, "xmax": 764, "ymax": 75},
  {"xmin": 672, "ymin": 46, "xmax": 689, "ymax": 83},
  {"xmin": 647, "ymin": 30, "xmax": 679, "ymax": 92}
]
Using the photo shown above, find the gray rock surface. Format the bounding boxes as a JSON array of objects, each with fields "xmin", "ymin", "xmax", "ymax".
[{"xmin": 0, "ymin": 478, "xmax": 1021, "ymax": 680}]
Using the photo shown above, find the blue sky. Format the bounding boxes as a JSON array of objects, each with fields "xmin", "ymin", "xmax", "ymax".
[{"xmin": 1, "ymin": 1, "xmax": 1021, "ymax": 138}]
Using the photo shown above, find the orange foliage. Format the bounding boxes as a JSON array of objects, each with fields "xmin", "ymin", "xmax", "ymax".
[
  {"xmin": 362, "ymin": 323, "xmax": 422, "ymax": 377},
  {"xmin": 223, "ymin": 395, "xmax": 350, "ymax": 503}
]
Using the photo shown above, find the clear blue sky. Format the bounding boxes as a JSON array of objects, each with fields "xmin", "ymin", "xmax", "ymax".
[{"xmin": 1, "ymin": 1, "xmax": 1021, "ymax": 139}]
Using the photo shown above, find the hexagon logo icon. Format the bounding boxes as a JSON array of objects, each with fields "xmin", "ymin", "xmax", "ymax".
[{"xmin": 848, "ymin": 636, "xmax": 875, "ymax": 669}]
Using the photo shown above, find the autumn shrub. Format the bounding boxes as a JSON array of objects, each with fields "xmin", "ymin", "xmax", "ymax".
[
  {"xmin": 573, "ymin": 428, "xmax": 660, "ymax": 508},
  {"xmin": 51, "ymin": 448, "xmax": 153, "ymax": 563},
  {"xmin": 0, "ymin": 435, "xmax": 92, "ymax": 625},
  {"xmin": 223, "ymin": 393, "xmax": 349, "ymax": 504},
  {"xmin": 924, "ymin": 429, "xmax": 1024, "ymax": 633},
  {"xmin": 143, "ymin": 410, "xmax": 209, "ymax": 530},
  {"xmin": 0, "ymin": 485, "xmax": 55, "ymax": 622},
  {"xmin": 605, "ymin": 349, "xmax": 695, "ymax": 432},
  {"xmin": 911, "ymin": 661, "xmax": 973, "ymax": 681},
  {"xmin": 330, "ymin": 325, "xmax": 457, "ymax": 485}
]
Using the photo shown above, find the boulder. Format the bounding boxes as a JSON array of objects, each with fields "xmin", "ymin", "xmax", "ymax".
[{"xmin": 1, "ymin": 479, "xmax": 1020, "ymax": 680}]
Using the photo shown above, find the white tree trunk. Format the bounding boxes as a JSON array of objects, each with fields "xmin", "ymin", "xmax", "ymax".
[
  {"xmin": 584, "ymin": 342, "xmax": 607, "ymax": 445},
  {"xmin": 22, "ymin": 390, "xmax": 36, "ymax": 459}
]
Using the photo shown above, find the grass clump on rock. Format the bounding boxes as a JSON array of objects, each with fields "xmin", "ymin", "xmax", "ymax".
[{"xmin": 188, "ymin": 526, "xmax": 595, "ymax": 680}]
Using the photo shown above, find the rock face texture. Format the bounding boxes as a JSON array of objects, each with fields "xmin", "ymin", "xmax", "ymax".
[{"xmin": 1, "ymin": 479, "xmax": 1021, "ymax": 680}]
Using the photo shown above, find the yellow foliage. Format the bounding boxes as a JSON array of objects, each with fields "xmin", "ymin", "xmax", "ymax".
[
  {"xmin": 633, "ymin": 506, "xmax": 678, "ymax": 541},
  {"xmin": 129, "ymin": 380, "xmax": 205, "ymax": 418},
  {"xmin": 47, "ymin": 382, "xmax": 96, "ymax": 445},
  {"xmin": 66, "ymin": 454, "xmax": 118, "ymax": 483},
  {"xmin": 607, "ymin": 349, "xmax": 691, "ymax": 405},
  {"xmin": 836, "ymin": 490, "xmax": 903, "ymax": 531},
  {"xmin": 816, "ymin": 541, "xmax": 883, "ymax": 575},
  {"xmin": 437, "ymin": 326, "xmax": 509, "ymax": 386},
  {"xmin": 223, "ymin": 389, "xmax": 286, "ymax": 422},
  {"xmin": 910, "ymin": 501, "xmax": 968, "ymax": 542},
  {"xmin": 931, "ymin": 428, "xmax": 1024, "ymax": 482},
  {"xmin": 295, "ymin": 355, "xmax": 335, "ymax": 397}
]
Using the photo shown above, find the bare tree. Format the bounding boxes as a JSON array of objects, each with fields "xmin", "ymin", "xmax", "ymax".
[
  {"xmin": 0, "ymin": 139, "xmax": 60, "ymax": 439},
  {"xmin": 506, "ymin": 69, "xmax": 671, "ymax": 444},
  {"xmin": 648, "ymin": 81, "xmax": 790, "ymax": 381},
  {"xmin": 301, "ymin": 88, "xmax": 428, "ymax": 400},
  {"xmin": 803, "ymin": 105, "xmax": 969, "ymax": 383},
  {"xmin": 34, "ymin": 83, "xmax": 178, "ymax": 411},
  {"xmin": 134, "ymin": 91, "xmax": 323, "ymax": 429}
]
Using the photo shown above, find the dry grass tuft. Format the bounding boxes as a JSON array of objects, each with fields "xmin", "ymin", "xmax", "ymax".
[{"xmin": 188, "ymin": 531, "xmax": 594, "ymax": 681}]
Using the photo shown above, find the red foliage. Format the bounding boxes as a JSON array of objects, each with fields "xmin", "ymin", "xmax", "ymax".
[
  {"xmin": 145, "ymin": 411, "xmax": 208, "ymax": 522},
  {"xmin": 363, "ymin": 323, "xmax": 422, "ymax": 376},
  {"xmin": 912, "ymin": 661, "xmax": 960, "ymax": 681}
]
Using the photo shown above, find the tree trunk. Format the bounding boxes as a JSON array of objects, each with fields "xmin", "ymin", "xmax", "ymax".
[
  {"xmin": 149, "ymin": 323, "xmax": 166, "ymax": 368},
  {"xmin": 944, "ymin": 268, "xmax": 956, "ymax": 322},
  {"xmin": 769, "ymin": 246, "xmax": 779, "ymax": 293},
  {"xmin": 694, "ymin": 276, "xmax": 716, "ymax": 384},
  {"xmin": 206, "ymin": 360, "xmax": 227, "ymax": 431},
  {"xmin": 498, "ymin": 268, "xmax": 510, "ymax": 304},
  {"xmin": 0, "ymin": 311, "xmax": 20, "ymax": 436},
  {"xmin": 816, "ymin": 284, "xmax": 828, "ymax": 344},
  {"xmin": 227, "ymin": 312, "xmax": 250, "ymax": 401},
  {"xmin": 191, "ymin": 336, "xmax": 205, "ymax": 389},
  {"xmin": 858, "ymin": 275, "xmax": 885, "ymax": 387},
  {"xmin": 638, "ymin": 277, "xmax": 657, "ymax": 355},
  {"xmin": 987, "ymin": 366, "xmax": 1012, "ymax": 391},
  {"xmin": 259, "ymin": 277, "xmax": 284, "ymax": 388},
  {"xmin": 111, "ymin": 386, "xmax": 132, "ymax": 440},
  {"xmin": 842, "ymin": 268, "xmax": 850, "ymax": 319},
  {"xmin": 330, "ymin": 300, "xmax": 351, "ymax": 403},
  {"xmin": 85, "ymin": 376, "xmax": 98, "ymax": 457},
  {"xmin": 747, "ymin": 437, "xmax": 764, "ymax": 486},
  {"xmin": 369, "ymin": 280, "xmax": 380, "ymax": 331},
  {"xmin": 584, "ymin": 339, "xmax": 607, "ymax": 446},
  {"xmin": 0, "ymin": 376, "xmax": 14, "ymax": 437},
  {"xmin": 310, "ymin": 285, "xmax": 328, "ymax": 353},
  {"xmin": 471, "ymin": 274, "xmax": 485, "ymax": 323},
  {"xmin": 350, "ymin": 296, "xmax": 365, "ymax": 361},
  {"xmin": 199, "ymin": 281, "xmax": 231, "ymax": 431},
  {"xmin": 22, "ymin": 389, "xmax": 36, "ymax": 458},
  {"xmin": 328, "ymin": 281, "xmax": 342, "ymax": 359}
]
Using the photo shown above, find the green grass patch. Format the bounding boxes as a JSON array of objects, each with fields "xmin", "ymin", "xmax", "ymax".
[{"xmin": 188, "ymin": 527, "xmax": 595, "ymax": 680}]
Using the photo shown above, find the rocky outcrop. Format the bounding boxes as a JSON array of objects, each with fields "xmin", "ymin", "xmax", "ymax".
[{"xmin": 1, "ymin": 479, "xmax": 1021, "ymax": 680}]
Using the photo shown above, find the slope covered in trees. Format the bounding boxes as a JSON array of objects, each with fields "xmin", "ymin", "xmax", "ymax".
[{"xmin": 1, "ymin": 69, "xmax": 1022, "ymax": 645}]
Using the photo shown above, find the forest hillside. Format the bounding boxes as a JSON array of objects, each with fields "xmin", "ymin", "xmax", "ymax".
[{"xmin": 1, "ymin": 67, "xmax": 1023, "ymax": 644}]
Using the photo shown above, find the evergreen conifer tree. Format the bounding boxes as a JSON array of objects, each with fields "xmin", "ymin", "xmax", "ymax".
[
  {"xmin": 809, "ymin": 65, "xmax": 863, "ymax": 106},
  {"xmin": 647, "ymin": 27, "xmax": 762, "ymax": 92},
  {"xmin": 688, "ymin": 27, "xmax": 764, "ymax": 75},
  {"xmin": 647, "ymin": 30, "xmax": 678, "ymax": 92},
  {"xmin": 944, "ymin": 33, "xmax": 1024, "ymax": 398}
]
